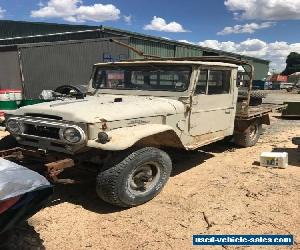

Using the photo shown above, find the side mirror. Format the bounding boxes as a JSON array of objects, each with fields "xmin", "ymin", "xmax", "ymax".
[{"xmin": 175, "ymin": 82, "xmax": 184, "ymax": 89}]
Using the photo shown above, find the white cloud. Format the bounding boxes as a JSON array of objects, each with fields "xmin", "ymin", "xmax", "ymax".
[
  {"xmin": 199, "ymin": 39, "xmax": 300, "ymax": 72},
  {"xmin": 178, "ymin": 39, "xmax": 300, "ymax": 72},
  {"xmin": 224, "ymin": 0, "xmax": 300, "ymax": 20},
  {"xmin": 144, "ymin": 16, "xmax": 188, "ymax": 32},
  {"xmin": 0, "ymin": 7, "xmax": 6, "ymax": 18},
  {"xmin": 38, "ymin": 1, "xmax": 44, "ymax": 7},
  {"xmin": 178, "ymin": 39, "xmax": 194, "ymax": 44},
  {"xmin": 217, "ymin": 22, "xmax": 275, "ymax": 35},
  {"xmin": 123, "ymin": 15, "xmax": 132, "ymax": 25},
  {"xmin": 31, "ymin": 0, "xmax": 121, "ymax": 22}
]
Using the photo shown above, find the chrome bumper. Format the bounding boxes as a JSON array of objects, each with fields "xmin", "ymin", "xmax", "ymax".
[{"xmin": 7, "ymin": 115, "xmax": 87, "ymax": 154}]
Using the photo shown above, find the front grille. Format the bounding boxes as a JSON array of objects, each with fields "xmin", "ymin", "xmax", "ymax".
[{"xmin": 23, "ymin": 124, "xmax": 60, "ymax": 139}]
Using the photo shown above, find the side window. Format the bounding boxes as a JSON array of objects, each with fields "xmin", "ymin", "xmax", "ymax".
[
  {"xmin": 207, "ymin": 70, "xmax": 231, "ymax": 95},
  {"xmin": 195, "ymin": 70, "xmax": 208, "ymax": 94}
]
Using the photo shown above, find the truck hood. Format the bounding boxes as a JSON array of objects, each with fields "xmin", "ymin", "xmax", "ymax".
[{"xmin": 13, "ymin": 95, "xmax": 184, "ymax": 123}]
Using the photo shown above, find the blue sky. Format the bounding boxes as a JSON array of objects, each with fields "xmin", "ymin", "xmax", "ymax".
[{"xmin": 0, "ymin": 0, "xmax": 299, "ymax": 71}]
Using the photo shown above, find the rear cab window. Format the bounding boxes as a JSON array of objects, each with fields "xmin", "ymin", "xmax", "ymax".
[{"xmin": 195, "ymin": 69, "xmax": 231, "ymax": 95}]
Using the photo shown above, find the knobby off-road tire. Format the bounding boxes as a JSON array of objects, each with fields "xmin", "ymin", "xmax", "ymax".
[
  {"xmin": 238, "ymin": 89, "xmax": 268, "ymax": 99},
  {"xmin": 0, "ymin": 135, "xmax": 18, "ymax": 150},
  {"xmin": 250, "ymin": 90, "xmax": 268, "ymax": 99},
  {"xmin": 234, "ymin": 121, "xmax": 262, "ymax": 147},
  {"xmin": 96, "ymin": 147, "xmax": 172, "ymax": 207}
]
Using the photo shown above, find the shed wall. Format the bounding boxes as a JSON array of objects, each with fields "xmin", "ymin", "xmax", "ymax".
[
  {"xmin": 19, "ymin": 38, "xmax": 129, "ymax": 98},
  {"xmin": 0, "ymin": 50, "xmax": 22, "ymax": 89},
  {"xmin": 250, "ymin": 60, "xmax": 270, "ymax": 81},
  {"xmin": 175, "ymin": 46, "xmax": 203, "ymax": 57},
  {"xmin": 129, "ymin": 38, "xmax": 175, "ymax": 59}
]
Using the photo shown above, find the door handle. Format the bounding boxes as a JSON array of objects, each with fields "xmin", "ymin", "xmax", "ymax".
[{"xmin": 225, "ymin": 107, "xmax": 234, "ymax": 114}]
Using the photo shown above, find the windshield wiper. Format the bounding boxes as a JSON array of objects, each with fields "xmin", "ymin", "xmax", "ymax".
[{"xmin": 147, "ymin": 64, "xmax": 161, "ymax": 71}]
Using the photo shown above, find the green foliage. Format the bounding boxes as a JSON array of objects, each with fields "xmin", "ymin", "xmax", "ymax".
[{"xmin": 282, "ymin": 52, "xmax": 300, "ymax": 75}]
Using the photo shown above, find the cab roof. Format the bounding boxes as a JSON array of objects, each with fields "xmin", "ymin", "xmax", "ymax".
[
  {"xmin": 94, "ymin": 60, "xmax": 238, "ymax": 68},
  {"xmin": 94, "ymin": 56, "xmax": 251, "ymax": 68}
]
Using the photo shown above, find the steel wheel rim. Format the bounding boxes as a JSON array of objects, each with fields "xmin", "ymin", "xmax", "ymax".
[
  {"xmin": 249, "ymin": 124, "xmax": 257, "ymax": 140},
  {"xmin": 128, "ymin": 161, "xmax": 161, "ymax": 195}
]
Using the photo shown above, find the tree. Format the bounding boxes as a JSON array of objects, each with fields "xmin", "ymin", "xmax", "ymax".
[{"xmin": 282, "ymin": 52, "xmax": 300, "ymax": 75}]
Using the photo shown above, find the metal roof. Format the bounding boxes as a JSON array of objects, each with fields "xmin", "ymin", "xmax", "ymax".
[
  {"xmin": 0, "ymin": 20, "xmax": 96, "ymax": 39},
  {"xmin": 0, "ymin": 37, "xmax": 123, "ymax": 50}
]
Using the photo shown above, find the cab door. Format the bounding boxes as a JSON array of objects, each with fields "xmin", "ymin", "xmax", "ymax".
[{"xmin": 188, "ymin": 67, "xmax": 237, "ymax": 143}]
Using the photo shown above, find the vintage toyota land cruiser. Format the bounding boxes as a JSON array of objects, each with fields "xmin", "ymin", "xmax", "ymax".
[{"xmin": 1, "ymin": 56, "xmax": 271, "ymax": 207}]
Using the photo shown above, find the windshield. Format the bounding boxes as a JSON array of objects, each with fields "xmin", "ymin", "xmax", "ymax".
[{"xmin": 93, "ymin": 65, "xmax": 191, "ymax": 92}]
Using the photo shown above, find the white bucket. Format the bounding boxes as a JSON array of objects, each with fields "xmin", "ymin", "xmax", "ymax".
[
  {"xmin": 0, "ymin": 90, "xmax": 11, "ymax": 101},
  {"xmin": 10, "ymin": 89, "xmax": 23, "ymax": 100},
  {"xmin": 0, "ymin": 89, "xmax": 23, "ymax": 101},
  {"xmin": 260, "ymin": 152, "xmax": 288, "ymax": 168}
]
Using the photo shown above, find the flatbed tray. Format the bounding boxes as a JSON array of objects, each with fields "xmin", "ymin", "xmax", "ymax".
[{"xmin": 236, "ymin": 103, "xmax": 286, "ymax": 119}]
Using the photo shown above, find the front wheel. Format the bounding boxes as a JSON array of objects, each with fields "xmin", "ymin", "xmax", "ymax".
[
  {"xmin": 96, "ymin": 147, "xmax": 172, "ymax": 207},
  {"xmin": 234, "ymin": 121, "xmax": 262, "ymax": 147}
]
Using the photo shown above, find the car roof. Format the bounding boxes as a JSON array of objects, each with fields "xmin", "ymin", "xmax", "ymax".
[
  {"xmin": 94, "ymin": 56, "xmax": 251, "ymax": 68},
  {"xmin": 94, "ymin": 60, "xmax": 238, "ymax": 68}
]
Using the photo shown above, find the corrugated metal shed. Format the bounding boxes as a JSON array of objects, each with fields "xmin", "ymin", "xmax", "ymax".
[{"xmin": 0, "ymin": 21, "xmax": 270, "ymax": 81}]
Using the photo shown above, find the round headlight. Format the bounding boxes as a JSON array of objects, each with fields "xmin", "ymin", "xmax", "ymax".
[
  {"xmin": 62, "ymin": 127, "xmax": 83, "ymax": 143},
  {"xmin": 6, "ymin": 119, "xmax": 21, "ymax": 133}
]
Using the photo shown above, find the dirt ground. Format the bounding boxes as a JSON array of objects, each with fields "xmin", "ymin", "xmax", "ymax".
[{"xmin": 3, "ymin": 92, "xmax": 300, "ymax": 250}]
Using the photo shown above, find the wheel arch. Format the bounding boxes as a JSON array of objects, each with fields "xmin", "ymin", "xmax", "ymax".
[
  {"xmin": 234, "ymin": 114, "xmax": 269, "ymax": 133},
  {"xmin": 87, "ymin": 124, "xmax": 184, "ymax": 151}
]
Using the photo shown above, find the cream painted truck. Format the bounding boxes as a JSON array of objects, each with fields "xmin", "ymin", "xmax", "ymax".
[{"xmin": 0, "ymin": 56, "xmax": 271, "ymax": 207}]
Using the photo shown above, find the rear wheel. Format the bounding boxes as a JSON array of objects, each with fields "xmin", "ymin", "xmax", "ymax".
[
  {"xmin": 234, "ymin": 120, "xmax": 262, "ymax": 147},
  {"xmin": 96, "ymin": 147, "xmax": 172, "ymax": 207}
]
